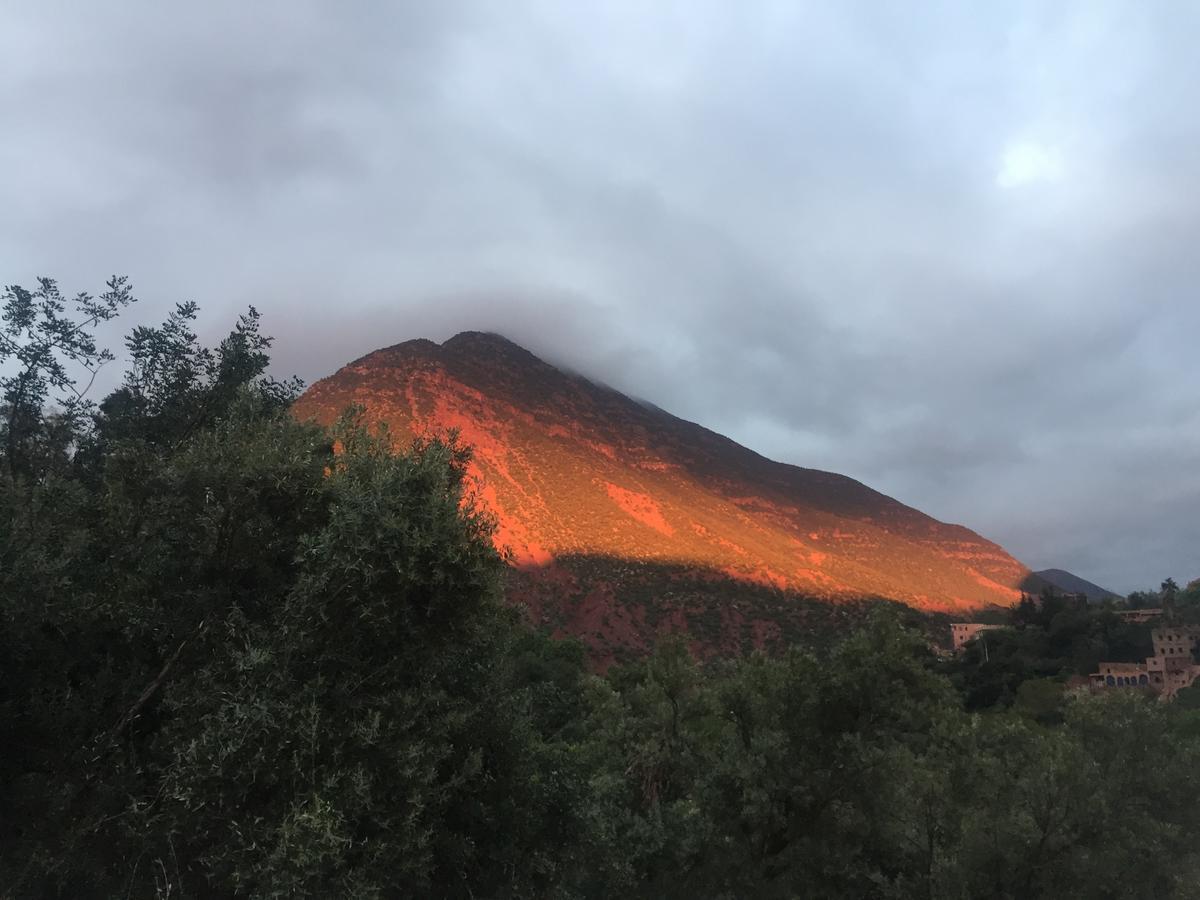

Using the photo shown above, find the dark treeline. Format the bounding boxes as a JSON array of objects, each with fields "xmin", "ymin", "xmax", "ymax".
[{"xmin": 4, "ymin": 281, "xmax": 1200, "ymax": 898}]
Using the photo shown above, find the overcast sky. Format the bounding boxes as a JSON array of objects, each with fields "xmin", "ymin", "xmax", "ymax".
[{"xmin": 3, "ymin": 1, "xmax": 1197, "ymax": 592}]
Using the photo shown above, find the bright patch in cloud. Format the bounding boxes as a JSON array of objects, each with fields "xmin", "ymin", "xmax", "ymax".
[{"xmin": 996, "ymin": 140, "xmax": 1063, "ymax": 188}]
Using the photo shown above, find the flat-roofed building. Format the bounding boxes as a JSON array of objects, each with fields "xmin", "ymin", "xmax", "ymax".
[
  {"xmin": 1114, "ymin": 608, "xmax": 1164, "ymax": 624},
  {"xmin": 950, "ymin": 622, "xmax": 1006, "ymax": 652},
  {"xmin": 1091, "ymin": 625, "xmax": 1200, "ymax": 699}
]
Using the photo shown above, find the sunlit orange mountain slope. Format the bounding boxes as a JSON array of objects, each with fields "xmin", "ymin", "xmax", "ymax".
[{"xmin": 294, "ymin": 332, "xmax": 1034, "ymax": 661}]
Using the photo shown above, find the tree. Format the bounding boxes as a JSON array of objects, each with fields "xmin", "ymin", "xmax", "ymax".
[
  {"xmin": 1, "ymin": 283, "xmax": 582, "ymax": 896},
  {"xmin": 0, "ymin": 276, "xmax": 133, "ymax": 483},
  {"xmin": 147, "ymin": 422, "xmax": 580, "ymax": 896},
  {"xmin": 1163, "ymin": 578, "xmax": 1180, "ymax": 607},
  {"xmin": 0, "ymin": 285, "xmax": 327, "ymax": 895}
]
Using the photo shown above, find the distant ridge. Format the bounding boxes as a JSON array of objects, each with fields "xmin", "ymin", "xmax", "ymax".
[
  {"xmin": 1034, "ymin": 568, "xmax": 1123, "ymax": 603},
  {"xmin": 294, "ymin": 331, "xmax": 1040, "ymax": 661}
]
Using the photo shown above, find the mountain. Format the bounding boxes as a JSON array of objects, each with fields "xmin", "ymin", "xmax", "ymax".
[
  {"xmin": 1034, "ymin": 568, "xmax": 1123, "ymax": 603},
  {"xmin": 293, "ymin": 331, "xmax": 1036, "ymax": 662}
]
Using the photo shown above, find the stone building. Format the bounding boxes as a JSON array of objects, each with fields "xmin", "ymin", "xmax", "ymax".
[
  {"xmin": 950, "ymin": 622, "xmax": 1006, "ymax": 652},
  {"xmin": 1092, "ymin": 661, "xmax": 1151, "ymax": 688},
  {"xmin": 1090, "ymin": 625, "xmax": 1200, "ymax": 699}
]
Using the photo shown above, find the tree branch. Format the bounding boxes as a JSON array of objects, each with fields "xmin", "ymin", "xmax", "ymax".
[{"xmin": 107, "ymin": 620, "xmax": 205, "ymax": 741}]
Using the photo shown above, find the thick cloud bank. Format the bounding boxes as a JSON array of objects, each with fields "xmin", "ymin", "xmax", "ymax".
[{"xmin": 2, "ymin": 1, "xmax": 1196, "ymax": 592}]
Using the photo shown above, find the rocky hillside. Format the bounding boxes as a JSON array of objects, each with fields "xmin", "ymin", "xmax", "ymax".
[{"xmin": 293, "ymin": 332, "xmax": 1035, "ymax": 662}]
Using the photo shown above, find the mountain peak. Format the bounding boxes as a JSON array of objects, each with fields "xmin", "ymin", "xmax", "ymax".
[
  {"xmin": 349, "ymin": 331, "xmax": 549, "ymax": 378},
  {"xmin": 1034, "ymin": 568, "xmax": 1123, "ymax": 603},
  {"xmin": 347, "ymin": 338, "xmax": 440, "ymax": 369},
  {"xmin": 439, "ymin": 330, "xmax": 550, "ymax": 372},
  {"xmin": 442, "ymin": 330, "xmax": 520, "ymax": 351}
]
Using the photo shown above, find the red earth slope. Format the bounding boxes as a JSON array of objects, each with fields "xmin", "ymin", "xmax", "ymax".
[{"xmin": 293, "ymin": 332, "xmax": 1031, "ymax": 661}]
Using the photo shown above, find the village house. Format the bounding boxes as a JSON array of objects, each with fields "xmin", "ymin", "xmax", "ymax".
[
  {"xmin": 950, "ymin": 622, "xmax": 1006, "ymax": 652},
  {"xmin": 1090, "ymin": 625, "xmax": 1200, "ymax": 699}
]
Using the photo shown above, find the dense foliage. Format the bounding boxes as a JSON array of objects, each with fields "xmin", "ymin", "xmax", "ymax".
[{"xmin": 4, "ymin": 279, "xmax": 1200, "ymax": 898}]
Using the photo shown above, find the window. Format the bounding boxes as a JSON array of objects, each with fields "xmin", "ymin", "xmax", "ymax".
[{"xmin": 1106, "ymin": 675, "xmax": 1115, "ymax": 686}]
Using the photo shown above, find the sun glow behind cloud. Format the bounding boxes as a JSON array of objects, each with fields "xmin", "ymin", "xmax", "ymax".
[{"xmin": 996, "ymin": 139, "xmax": 1064, "ymax": 188}]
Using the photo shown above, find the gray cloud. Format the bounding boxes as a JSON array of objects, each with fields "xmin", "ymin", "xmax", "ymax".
[{"xmin": 2, "ymin": 0, "xmax": 1196, "ymax": 592}]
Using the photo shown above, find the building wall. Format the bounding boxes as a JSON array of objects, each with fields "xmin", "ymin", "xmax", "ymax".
[
  {"xmin": 1115, "ymin": 608, "xmax": 1164, "ymax": 624},
  {"xmin": 950, "ymin": 623, "xmax": 1005, "ymax": 652},
  {"xmin": 1151, "ymin": 626, "xmax": 1200, "ymax": 659},
  {"xmin": 1091, "ymin": 625, "xmax": 1200, "ymax": 698},
  {"xmin": 1090, "ymin": 661, "xmax": 1152, "ymax": 689}
]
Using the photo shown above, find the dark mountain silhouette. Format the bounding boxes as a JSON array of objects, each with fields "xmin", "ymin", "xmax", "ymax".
[
  {"xmin": 1034, "ymin": 568, "xmax": 1123, "ymax": 603},
  {"xmin": 293, "ymin": 331, "xmax": 1037, "ymax": 661}
]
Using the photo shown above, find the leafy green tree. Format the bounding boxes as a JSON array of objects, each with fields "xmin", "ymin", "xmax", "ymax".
[
  {"xmin": 1124, "ymin": 589, "xmax": 1159, "ymax": 610},
  {"xmin": 574, "ymin": 635, "xmax": 712, "ymax": 895},
  {"xmin": 575, "ymin": 613, "xmax": 961, "ymax": 898},
  {"xmin": 1012, "ymin": 677, "xmax": 1067, "ymax": 725},
  {"xmin": 144, "ymin": 423, "xmax": 582, "ymax": 896},
  {"xmin": 1, "ymin": 276, "xmax": 133, "ymax": 483},
  {"xmin": 1, "ymin": 281, "xmax": 584, "ymax": 897},
  {"xmin": 0, "ymin": 285, "xmax": 324, "ymax": 895}
]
